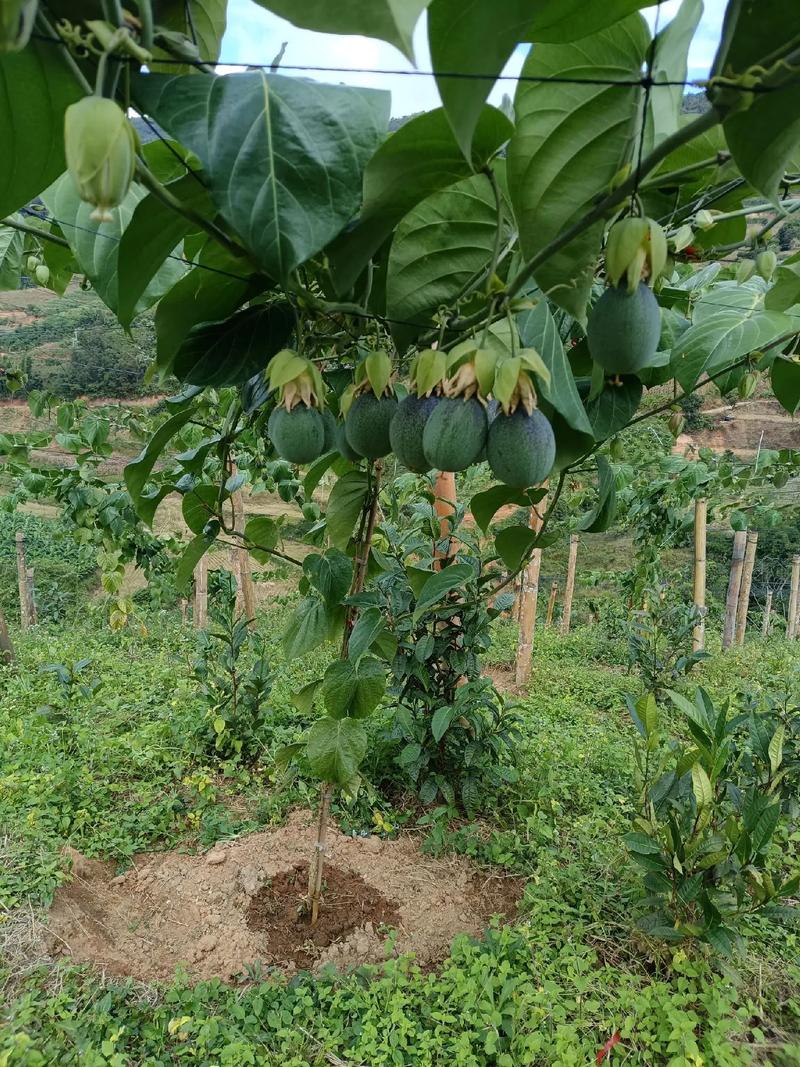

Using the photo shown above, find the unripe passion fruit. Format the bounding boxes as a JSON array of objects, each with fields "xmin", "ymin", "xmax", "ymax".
[
  {"xmin": 389, "ymin": 394, "xmax": 440, "ymax": 473},
  {"xmin": 486, "ymin": 408, "xmax": 555, "ymax": 487},
  {"xmin": 422, "ymin": 397, "xmax": 487, "ymax": 472},
  {"xmin": 268, "ymin": 404, "xmax": 325, "ymax": 464},
  {"xmin": 587, "ymin": 282, "xmax": 661, "ymax": 375},
  {"xmin": 345, "ymin": 393, "xmax": 398, "ymax": 459}
]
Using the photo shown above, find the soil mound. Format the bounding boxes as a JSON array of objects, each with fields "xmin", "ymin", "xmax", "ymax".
[{"xmin": 46, "ymin": 811, "xmax": 524, "ymax": 981}]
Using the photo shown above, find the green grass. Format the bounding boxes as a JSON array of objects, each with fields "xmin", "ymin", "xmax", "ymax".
[{"xmin": 1, "ymin": 612, "xmax": 799, "ymax": 1065}]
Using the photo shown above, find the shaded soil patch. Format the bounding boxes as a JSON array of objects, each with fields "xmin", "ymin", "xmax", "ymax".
[
  {"xmin": 246, "ymin": 862, "xmax": 401, "ymax": 966},
  {"xmin": 45, "ymin": 811, "xmax": 525, "ymax": 982}
]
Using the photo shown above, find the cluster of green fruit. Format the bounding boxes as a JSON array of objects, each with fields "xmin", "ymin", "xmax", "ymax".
[{"xmin": 266, "ymin": 347, "xmax": 557, "ymax": 489}]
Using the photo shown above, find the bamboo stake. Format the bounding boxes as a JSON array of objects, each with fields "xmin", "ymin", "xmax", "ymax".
[
  {"xmin": 734, "ymin": 530, "xmax": 758, "ymax": 646},
  {"xmin": 692, "ymin": 498, "xmax": 707, "ymax": 652},
  {"xmin": 722, "ymin": 531, "xmax": 747, "ymax": 650},
  {"xmin": 26, "ymin": 567, "xmax": 37, "ymax": 626},
  {"xmin": 194, "ymin": 553, "xmax": 208, "ymax": 630},
  {"xmin": 545, "ymin": 580, "xmax": 558, "ymax": 627},
  {"xmin": 229, "ymin": 464, "xmax": 256, "ymax": 629},
  {"xmin": 0, "ymin": 605, "xmax": 14, "ymax": 664},
  {"xmin": 561, "ymin": 533, "xmax": 579, "ymax": 636},
  {"xmin": 788, "ymin": 555, "xmax": 800, "ymax": 640},
  {"xmin": 15, "ymin": 532, "xmax": 30, "ymax": 630},
  {"xmin": 515, "ymin": 491, "xmax": 548, "ymax": 686},
  {"xmin": 433, "ymin": 470, "xmax": 457, "ymax": 569},
  {"xmin": 762, "ymin": 588, "xmax": 773, "ymax": 637}
]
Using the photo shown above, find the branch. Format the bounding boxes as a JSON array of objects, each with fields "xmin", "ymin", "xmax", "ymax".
[{"xmin": 1, "ymin": 217, "xmax": 69, "ymax": 248}]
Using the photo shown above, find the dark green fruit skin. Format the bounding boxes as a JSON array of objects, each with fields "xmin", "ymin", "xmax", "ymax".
[
  {"xmin": 389, "ymin": 394, "xmax": 440, "ymax": 473},
  {"xmin": 321, "ymin": 408, "xmax": 336, "ymax": 452},
  {"xmin": 422, "ymin": 397, "xmax": 487, "ymax": 472},
  {"xmin": 345, "ymin": 393, "xmax": 398, "ymax": 459},
  {"xmin": 487, "ymin": 408, "xmax": 556, "ymax": 488},
  {"xmin": 587, "ymin": 282, "xmax": 661, "ymax": 374},
  {"xmin": 268, "ymin": 405, "xmax": 325, "ymax": 464},
  {"xmin": 335, "ymin": 421, "xmax": 361, "ymax": 461}
]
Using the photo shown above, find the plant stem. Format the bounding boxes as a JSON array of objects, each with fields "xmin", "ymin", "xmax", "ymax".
[
  {"xmin": 1, "ymin": 217, "xmax": 70, "ymax": 248},
  {"xmin": 307, "ymin": 782, "xmax": 333, "ymax": 927},
  {"xmin": 639, "ymin": 154, "xmax": 731, "ymax": 190},
  {"xmin": 36, "ymin": 12, "xmax": 93, "ymax": 94}
]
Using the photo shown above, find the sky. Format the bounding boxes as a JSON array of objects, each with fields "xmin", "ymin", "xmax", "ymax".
[{"xmin": 219, "ymin": 0, "xmax": 727, "ymax": 116}]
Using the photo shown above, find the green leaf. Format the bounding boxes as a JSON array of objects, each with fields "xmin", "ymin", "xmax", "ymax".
[
  {"xmin": 322, "ymin": 660, "xmax": 358, "ymax": 719},
  {"xmin": 306, "ymin": 716, "xmax": 368, "ymax": 785},
  {"xmin": 586, "ymin": 378, "xmax": 642, "ymax": 440},
  {"xmin": 304, "ymin": 550, "xmax": 352, "ymax": 606},
  {"xmin": 41, "ymin": 176, "xmax": 184, "ymax": 318},
  {"xmin": 348, "ymin": 606, "xmax": 385, "ymax": 660},
  {"xmin": 469, "ymin": 484, "xmax": 529, "ymax": 533},
  {"xmin": 428, "ymin": 0, "xmax": 531, "ymax": 157},
  {"xmin": 135, "ymin": 71, "xmax": 390, "ymax": 281},
  {"xmin": 327, "ymin": 471, "xmax": 369, "ymax": 549},
  {"xmin": 691, "ymin": 763, "xmax": 713, "ymax": 811},
  {"xmin": 117, "ymin": 174, "xmax": 214, "ymax": 328},
  {"xmin": 431, "ymin": 705, "xmax": 457, "ymax": 743},
  {"xmin": 749, "ymin": 803, "xmax": 781, "ymax": 856},
  {"xmin": 413, "ymin": 563, "xmax": 473, "ymax": 619},
  {"xmin": 0, "ymin": 221, "xmax": 23, "ymax": 290},
  {"xmin": 508, "ymin": 16, "xmax": 649, "ymax": 321},
  {"xmin": 644, "ymin": 0, "xmax": 703, "ymax": 152},
  {"xmin": 350, "ymin": 656, "xmax": 387, "ymax": 719},
  {"xmin": 245, "ymin": 516, "xmax": 281, "ymax": 562},
  {"xmin": 173, "ymin": 303, "xmax": 294, "ymax": 386},
  {"xmin": 124, "ymin": 409, "xmax": 195, "ymax": 518},
  {"xmin": 176, "ymin": 533, "xmax": 213, "ymax": 591},
  {"xmin": 386, "ymin": 172, "xmax": 499, "ymax": 343},
  {"xmin": 494, "ymin": 526, "xmax": 536, "ymax": 571},
  {"xmin": 328, "ymin": 106, "xmax": 513, "ymax": 294},
  {"xmin": 526, "ymin": 0, "xmax": 653, "ymax": 42},
  {"xmin": 578, "ymin": 456, "xmax": 617, "ymax": 533},
  {"xmin": 0, "ymin": 39, "xmax": 82, "ymax": 218},
  {"xmin": 769, "ymin": 723, "xmax": 785, "ymax": 777},
  {"xmin": 765, "ymin": 260, "xmax": 800, "ymax": 312},
  {"xmin": 771, "ymin": 358, "xmax": 800, "ymax": 416},
  {"xmin": 517, "ymin": 300, "xmax": 593, "ymax": 433},
  {"xmin": 291, "ymin": 679, "xmax": 321, "ymax": 715},
  {"xmin": 154, "ymin": 243, "xmax": 260, "ymax": 374},
  {"xmin": 283, "ymin": 597, "xmax": 337, "ymax": 660},
  {"xmin": 622, "ymin": 831, "xmax": 662, "ymax": 856},
  {"xmin": 322, "ymin": 656, "xmax": 386, "ymax": 720},
  {"xmin": 182, "ymin": 483, "xmax": 221, "ymax": 535},
  {"xmin": 150, "ymin": 0, "xmax": 227, "ymax": 67},
  {"xmin": 250, "ymin": 0, "xmax": 430, "ymax": 61}
]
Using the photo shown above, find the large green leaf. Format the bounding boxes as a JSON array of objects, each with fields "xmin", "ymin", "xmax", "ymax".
[
  {"xmin": 322, "ymin": 656, "xmax": 386, "ymax": 720},
  {"xmin": 386, "ymin": 172, "xmax": 498, "ymax": 343},
  {"xmin": 0, "ymin": 221, "xmax": 23, "ymax": 290},
  {"xmin": 765, "ymin": 258, "xmax": 800, "ymax": 312},
  {"xmin": 117, "ymin": 174, "xmax": 214, "ymax": 328},
  {"xmin": 771, "ymin": 358, "xmax": 800, "ymax": 416},
  {"xmin": 134, "ymin": 71, "xmax": 390, "ymax": 281},
  {"xmin": 578, "ymin": 456, "xmax": 617, "ymax": 532},
  {"xmin": 517, "ymin": 301, "xmax": 593, "ymax": 434},
  {"xmin": 507, "ymin": 16, "xmax": 649, "ymax": 322},
  {"xmin": 644, "ymin": 0, "xmax": 703, "ymax": 152},
  {"xmin": 151, "ymin": 0, "xmax": 227, "ymax": 68},
  {"xmin": 586, "ymin": 378, "xmax": 643, "ymax": 440},
  {"xmin": 469, "ymin": 484, "xmax": 530, "ymax": 533},
  {"xmin": 328, "ymin": 106, "xmax": 513, "ymax": 294},
  {"xmin": 41, "ymin": 176, "xmax": 184, "ymax": 317},
  {"xmin": 172, "ymin": 303, "xmax": 294, "ymax": 386},
  {"xmin": 428, "ymin": 0, "xmax": 532, "ymax": 156},
  {"xmin": 304, "ymin": 550, "xmax": 353, "ymax": 607},
  {"xmin": 176, "ymin": 532, "xmax": 214, "ymax": 591},
  {"xmin": 413, "ymin": 563, "xmax": 473, "ymax": 619},
  {"xmin": 124, "ymin": 408, "xmax": 196, "ymax": 518},
  {"xmin": 0, "ymin": 39, "xmax": 82, "ymax": 218},
  {"xmin": 326, "ymin": 471, "xmax": 369, "ymax": 549},
  {"xmin": 526, "ymin": 0, "xmax": 653, "ymax": 42},
  {"xmin": 251, "ymin": 0, "xmax": 430, "ymax": 61},
  {"xmin": 306, "ymin": 716, "xmax": 368, "ymax": 785},
  {"xmin": 283, "ymin": 597, "xmax": 337, "ymax": 659}
]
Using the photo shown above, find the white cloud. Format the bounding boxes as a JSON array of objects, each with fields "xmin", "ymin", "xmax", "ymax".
[{"xmin": 220, "ymin": 0, "xmax": 724, "ymax": 116}]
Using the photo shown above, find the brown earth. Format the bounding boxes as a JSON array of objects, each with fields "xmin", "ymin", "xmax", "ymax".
[
  {"xmin": 46, "ymin": 810, "xmax": 525, "ymax": 982},
  {"xmin": 675, "ymin": 398, "xmax": 799, "ymax": 457}
]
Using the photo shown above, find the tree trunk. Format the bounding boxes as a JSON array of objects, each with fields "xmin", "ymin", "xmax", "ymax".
[
  {"xmin": 561, "ymin": 533, "xmax": 579, "ymax": 636},
  {"xmin": 734, "ymin": 530, "xmax": 758, "ymax": 646},
  {"xmin": 762, "ymin": 588, "xmax": 773, "ymax": 638},
  {"xmin": 433, "ymin": 470, "xmax": 456, "ymax": 569},
  {"xmin": 545, "ymin": 580, "xmax": 558, "ymax": 627},
  {"xmin": 788, "ymin": 554, "xmax": 800, "ymax": 640},
  {"xmin": 692, "ymin": 498, "xmax": 707, "ymax": 652},
  {"xmin": 307, "ymin": 782, "xmax": 333, "ymax": 927},
  {"xmin": 229, "ymin": 464, "xmax": 256, "ymax": 629},
  {"xmin": 515, "ymin": 493, "xmax": 547, "ymax": 686},
  {"xmin": 15, "ymin": 531, "xmax": 30, "ymax": 630},
  {"xmin": 722, "ymin": 531, "xmax": 747, "ymax": 650},
  {"xmin": 194, "ymin": 554, "xmax": 208, "ymax": 629},
  {"xmin": 0, "ymin": 605, "xmax": 14, "ymax": 664}
]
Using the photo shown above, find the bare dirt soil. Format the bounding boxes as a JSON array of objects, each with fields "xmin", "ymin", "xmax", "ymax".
[{"xmin": 46, "ymin": 810, "xmax": 524, "ymax": 982}]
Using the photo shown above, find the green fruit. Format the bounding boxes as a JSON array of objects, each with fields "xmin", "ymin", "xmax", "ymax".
[
  {"xmin": 335, "ymin": 421, "xmax": 360, "ymax": 461},
  {"xmin": 321, "ymin": 407, "xmax": 336, "ymax": 452},
  {"xmin": 268, "ymin": 404, "xmax": 324, "ymax": 464},
  {"xmin": 345, "ymin": 393, "xmax": 397, "ymax": 459},
  {"xmin": 587, "ymin": 283, "xmax": 661, "ymax": 374},
  {"xmin": 422, "ymin": 397, "xmax": 487, "ymax": 472},
  {"xmin": 487, "ymin": 409, "xmax": 555, "ymax": 487},
  {"xmin": 389, "ymin": 394, "xmax": 439, "ymax": 473},
  {"xmin": 64, "ymin": 97, "xmax": 137, "ymax": 222}
]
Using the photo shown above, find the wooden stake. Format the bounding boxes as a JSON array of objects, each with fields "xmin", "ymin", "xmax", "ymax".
[
  {"xmin": 692, "ymin": 498, "xmax": 707, "ymax": 652},
  {"xmin": 762, "ymin": 588, "xmax": 773, "ymax": 638},
  {"xmin": 0, "ymin": 604, "xmax": 14, "ymax": 664},
  {"xmin": 734, "ymin": 530, "xmax": 758, "ymax": 646},
  {"xmin": 180, "ymin": 597, "xmax": 188, "ymax": 624},
  {"xmin": 722, "ymin": 531, "xmax": 747, "ymax": 650},
  {"xmin": 15, "ymin": 531, "xmax": 30, "ymax": 630},
  {"xmin": 433, "ymin": 470, "xmax": 456, "ymax": 569},
  {"xmin": 26, "ymin": 567, "xmax": 37, "ymax": 626},
  {"xmin": 545, "ymin": 580, "xmax": 558, "ymax": 627},
  {"xmin": 229, "ymin": 464, "xmax": 256, "ymax": 629},
  {"xmin": 788, "ymin": 554, "xmax": 800, "ymax": 640},
  {"xmin": 515, "ymin": 492, "xmax": 547, "ymax": 686},
  {"xmin": 194, "ymin": 553, "xmax": 208, "ymax": 630},
  {"xmin": 561, "ymin": 533, "xmax": 579, "ymax": 636}
]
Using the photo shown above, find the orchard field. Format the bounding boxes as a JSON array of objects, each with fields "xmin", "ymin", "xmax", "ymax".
[{"xmin": 2, "ymin": 0, "xmax": 800, "ymax": 1064}]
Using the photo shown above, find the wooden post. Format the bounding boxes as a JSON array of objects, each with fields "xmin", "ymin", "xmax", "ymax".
[
  {"xmin": 561, "ymin": 533, "xmax": 579, "ymax": 636},
  {"xmin": 692, "ymin": 498, "xmax": 707, "ymax": 652},
  {"xmin": 512, "ymin": 573, "xmax": 523, "ymax": 620},
  {"xmin": 762, "ymin": 588, "xmax": 773, "ymax": 638},
  {"xmin": 545, "ymin": 580, "xmax": 558, "ymax": 627},
  {"xmin": 433, "ymin": 470, "xmax": 457, "ymax": 569},
  {"xmin": 515, "ymin": 492, "xmax": 547, "ymax": 686},
  {"xmin": 0, "ymin": 605, "xmax": 14, "ymax": 664},
  {"xmin": 26, "ymin": 567, "xmax": 37, "ymax": 626},
  {"xmin": 180, "ymin": 597, "xmax": 188, "ymax": 624},
  {"xmin": 194, "ymin": 553, "xmax": 208, "ymax": 630},
  {"xmin": 722, "ymin": 531, "xmax": 747, "ymax": 650},
  {"xmin": 788, "ymin": 555, "xmax": 800, "ymax": 640},
  {"xmin": 15, "ymin": 531, "xmax": 30, "ymax": 630},
  {"xmin": 229, "ymin": 465, "xmax": 256, "ymax": 629},
  {"xmin": 734, "ymin": 530, "xmax": 758, "ymax": 646}
]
